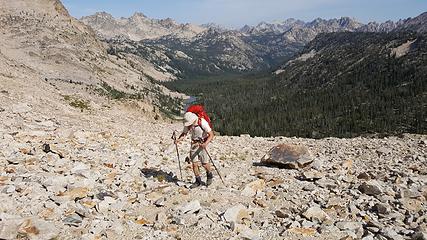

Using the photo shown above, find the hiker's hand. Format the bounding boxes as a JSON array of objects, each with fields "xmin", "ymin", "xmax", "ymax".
[{"xmin": 200, "ymin": 143, "xmax": 208, "ymax": 149}]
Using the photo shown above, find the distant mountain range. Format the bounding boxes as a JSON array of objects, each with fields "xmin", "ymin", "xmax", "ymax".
[
  {"xmin": 81, "ymin": 12, "xmax": 427, "ymax": 79},
  {"xmin": 80, "ymin": 12, "xmax": 206, "ymax": 41},
  {"xmin": 162, "ymin": 15, "xmax": 427, "ymax": 137}
]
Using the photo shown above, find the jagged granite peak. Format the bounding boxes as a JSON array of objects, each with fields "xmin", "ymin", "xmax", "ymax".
[
  {"xmin": 241, "ymin": 18, "xmax": 305, "ymax": 35},
  {"xmin": 396, "ymin": 11, "xmax": 427, "ymax": 33},
  {"xmin": 81, "ymin": 12, "xmax": 207, "ymax": 41},
  {"xmin": 130, "ymin": 12, "xmax": 148, "ymax": 19},
  {"xmin": 90, "ymin": 10, "xmax": 425, "ymax": 78},
  {"xmin": 357, "ymin": 20, "xmax": 399, "ymax": 32},
  {"xmin": 305, "ymin": 17, "xmax": 363, "ymax": 30},
  {"xmin": 281, "ymin": 17, "xmax": 364, "ymax": 44},
  {"xmin": 201, "ymin": 22, "xmax": 231, "ymax": 32}
]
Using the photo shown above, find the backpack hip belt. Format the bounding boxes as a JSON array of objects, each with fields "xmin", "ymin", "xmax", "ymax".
[{"xmin": 191, "ymin": 138, "xmax": 208, "ymax": 144}]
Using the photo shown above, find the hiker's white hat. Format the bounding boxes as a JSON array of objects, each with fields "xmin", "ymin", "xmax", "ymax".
[{"xmin": 184, "ymin": 112, "xmax": 198, "ymax": 126}]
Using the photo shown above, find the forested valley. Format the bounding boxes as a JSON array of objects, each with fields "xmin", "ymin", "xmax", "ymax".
[{"xmin": 163, "ymin": 31, "xmax": 426, "ymax": 138}]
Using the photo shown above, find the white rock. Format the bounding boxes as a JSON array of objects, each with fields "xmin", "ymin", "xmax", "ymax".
[
  {"xmin": 11, "ymin": 103, "xmax": 31, "ymax": 114},
  {"xmin": 302, "ymin": 206, "xmax": 329, "ymax": 222},
  {"xmin": 71, "ymin": 162, "xmax": 90, "ymax": 174},
  {"xmin": 180, "ymin": 200, "xmax": 201, "ymax": 214},
  {"xmin": 234, "ymin": 224, "xmax": 261, "ymax": 240},
  {"xmin": 224, "ymin": 204, "xmax": 250, "ymax": 224},
  {"xmin": 241, "ymin": 179, "xmax": 265, "ymax": 197}
]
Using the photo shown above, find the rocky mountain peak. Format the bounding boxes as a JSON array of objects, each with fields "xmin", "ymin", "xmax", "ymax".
[
  {"xmin": 338, "ymin": 16, "xmax": 357, "ymax": 27},
  {"xmin": 1, "ymin": 0, "xmax": 70, "ymax": 17},
  {"xmin": 81, "ymin": 12, "xmax": 206, "ymax": 41},
  {"xmin": 201, "ymin": 22, "xmax": 230, "ymax": 32},
  {"xmin": 130, "ymin": 12, "xmax": 147, "ymax": 19},
  {"xmin": 93, "ymin": 11, "xmax": 114, "ymax": 19},
  {"xmin": 159, "ymin": 18, "xmax": 178, "ymax": 28},
  {"xmin": 396, "ymin": 11, "xmax": 427, "ymax": 33},
  {"xmin": 240, "ymin": 18, "xmax": 305, "ymax": 35}
]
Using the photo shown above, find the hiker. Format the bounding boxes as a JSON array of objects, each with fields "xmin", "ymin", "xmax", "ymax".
[{"xmin": 175, "ymin": 111, "xmax": 214, "ymax": 188}]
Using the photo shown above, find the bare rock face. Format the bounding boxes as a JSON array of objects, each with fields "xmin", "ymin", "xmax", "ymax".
[{"xmin": 261, "ymin": 144, "xmax": 313, "ymax": 169}]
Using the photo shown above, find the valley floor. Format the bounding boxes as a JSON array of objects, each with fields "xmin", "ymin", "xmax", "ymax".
[{"xmin": 0, "ymin": 89, "xmax": 426, "ymax": 240}]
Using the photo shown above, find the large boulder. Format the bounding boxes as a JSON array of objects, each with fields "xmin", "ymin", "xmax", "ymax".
[{"xmin": 261, "ymin": 144, "xmax": 314, "ymax": 169}]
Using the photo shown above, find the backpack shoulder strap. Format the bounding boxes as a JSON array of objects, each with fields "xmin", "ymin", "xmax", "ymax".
[{"xmin": 197, "ymin": 118, "xmax": 207, "ymax": 132}]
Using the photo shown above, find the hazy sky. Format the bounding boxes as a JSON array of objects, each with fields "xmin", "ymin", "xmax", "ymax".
[{"xmin": 62, "ymin": 0, "xmax": 427, "ymax": 28}]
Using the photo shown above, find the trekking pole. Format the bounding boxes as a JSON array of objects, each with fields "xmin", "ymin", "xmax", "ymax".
[
  {"xmin": 171, "ymin": 131, "xmax": 183, "ymax": 180},
  {"xmin": 204, "ymin": 148, "xmax": 226, "ymax": 186}
]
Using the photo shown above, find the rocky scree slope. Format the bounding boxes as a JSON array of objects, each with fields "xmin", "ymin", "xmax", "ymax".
[
  {"xmin": 0, "ymin": 3, "xmax": 426, "ymax": 240},
  {"xmin": 1, "ymin": 87, "xmax": 426, "ymax": 239}
]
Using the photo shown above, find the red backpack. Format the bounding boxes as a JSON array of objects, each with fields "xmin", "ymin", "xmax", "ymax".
[{"xmin": 186, "ymin": 105, "xmax": 213, "ymax": 129}]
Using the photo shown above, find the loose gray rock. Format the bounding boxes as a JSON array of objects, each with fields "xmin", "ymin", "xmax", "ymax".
[
  {"xmin": 154, "ymin": 198, "xmax": 166, "ymax": 207},
  {"xmin": 381, "ymin": 228, "xmax": 405, "ymax": 240},
  {"xmin": 412, "ymin": 231, "xmax": 427, "ymax": 240},
  {"xmin": 63, "ymin": 214, "xmax": 83, "ymax": 227},
  {"xmin": 11, "ymin": 103, "xmax": 31, "ymax": 114},
  {"xmin": 301, "ymin": 170, "xmax": 324, "ymax": 181},
  {"xmin": 372, "ymin": 203, "xmax": 389, "ymax": 214},
  {"xmin": 359, "ymin": 180, "xmax": 383, "ymax": 195},
  {"xmin": 336, "ymin": 222, "xmax": 361, "ymax": 230},
  {"xmin": 180, "ymin": 200, "xmax": 201, "ymax": 214},
  {"xmin": 376, "ymin": 147, "xmax": 391, "ymax": 156},
  {"xmin": 275, "ymin": 209, "xmax": 289, "ymax": 219},
  {"xmin": 302, "ymin": 206, "xmax": 329, "ymax": 222}
]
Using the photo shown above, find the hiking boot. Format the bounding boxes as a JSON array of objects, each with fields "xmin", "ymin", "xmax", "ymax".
[
  {"xmin": 190, "ymin": 176, "xmax": 202, "ymax": 189},
  {"xmin": 206, "ymin": 171, "xmax": 214, "ymax": 186}
]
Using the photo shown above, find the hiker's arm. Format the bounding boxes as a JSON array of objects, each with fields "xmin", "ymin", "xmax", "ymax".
[
  {"xmin": 200, "ymin": 131, "xmax": 214, "ymax": 148},
  {"xmin": 176, "ymin": 128, "xmax": 188, "ymax": 143}
]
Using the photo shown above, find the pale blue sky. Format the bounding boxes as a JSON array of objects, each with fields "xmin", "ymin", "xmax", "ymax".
[{"xmin": 62, "ymin": 0, "xmax": 427, "ymax": 28}]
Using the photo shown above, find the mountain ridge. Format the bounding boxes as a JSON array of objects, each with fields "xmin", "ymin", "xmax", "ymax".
[
  {"xmin": 0, "ymin": 0, "xmax": 184, "ymax": 120},
  {"xmin": 80, "ymin": 11, "xmax": 206, "ymax": 41},
  {"xmin": 82, "ymin": 11, "xmax": 427, "ymax": 78}
]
